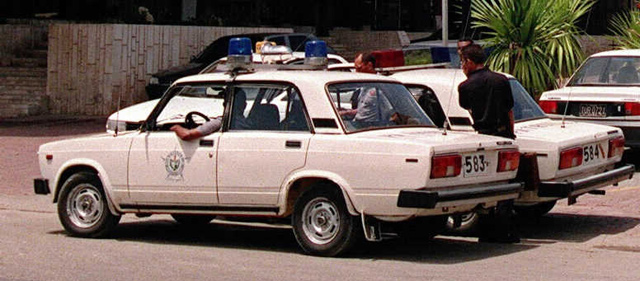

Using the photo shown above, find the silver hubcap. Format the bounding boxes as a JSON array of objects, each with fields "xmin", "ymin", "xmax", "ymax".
[
  {"xmin": 302, "ymin": 197, "xmax": 340, "ymax": 245},
  {"xmin": 66, "ymin": 184, "xmax": 103, "ymax": 228}
]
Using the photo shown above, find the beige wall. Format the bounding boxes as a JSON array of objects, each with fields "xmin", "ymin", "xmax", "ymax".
[{"xmin": 47, "ymin": 24, "xmax": 291, "ymax": 115}]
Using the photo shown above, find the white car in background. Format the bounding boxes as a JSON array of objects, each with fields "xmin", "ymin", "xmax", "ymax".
[
  {"xmin": 539, "ymin": 49, "xmax": 640, "ymax": 149},
  {"xmin": 392, "ymin": 68, "xmax": 634, "ymax": 229}
]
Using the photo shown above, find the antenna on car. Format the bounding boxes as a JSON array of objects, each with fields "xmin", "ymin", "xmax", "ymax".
[
  {"xmin": 114, "ymin": 88, "xmax": 121, "ymax": 137},
  {"xmin": 442, "ymin": 70, "xmax": 459, "ymax": 136},
  {"xmin": 560, "ymin": 85, "xmax": 572, "ymax": 129}
]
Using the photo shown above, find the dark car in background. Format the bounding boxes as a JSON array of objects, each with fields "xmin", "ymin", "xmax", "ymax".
[{"xmin": 146, "ymin": 33, "xmax": 335, "ymax": 99}]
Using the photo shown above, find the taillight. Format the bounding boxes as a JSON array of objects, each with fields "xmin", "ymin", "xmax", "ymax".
[
  {"xmin": 608, "ymin": 136, "xmax": 625, "ymax": 158},
  {"xmin": 539, "ymin": 100, "xmax": 558, "ymax": 114},
  {"xmin": 431, "ymin": 154, "xmax": 462, "ymax": 178},
  {"xmin": 559, "ymin": 147, "xmax": 583, "ymax": 170},
  {"xmin": 624, "ymin": 102, "xmax": 640, "ymax": 116},
  {"xmin": 497, "ymin": 150, "xmax": 520, "ymax": 172}
]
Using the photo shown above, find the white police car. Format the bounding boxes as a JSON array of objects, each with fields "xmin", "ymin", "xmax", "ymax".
[
  {"xmin": 539, "ymin": 49, "xmax": 640, "ymax": 149},
  {"xmin": 392, "ymin": 68, "xmax": 634, "ymax": 228},
  {"xmin": 35, "ymin": 39, "xmax": 524, "ymax": 257}
]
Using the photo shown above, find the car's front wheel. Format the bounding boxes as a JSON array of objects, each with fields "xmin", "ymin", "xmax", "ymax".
[
  {"xmin": 292, "ymin": 186, "xmax": 360, "ymax": 257},
  {"xmin": 57, "ymin": 172, "xmax": 120, "ymax": 237}
]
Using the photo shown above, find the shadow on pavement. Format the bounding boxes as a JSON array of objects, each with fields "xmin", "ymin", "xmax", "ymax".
[
  {"xmin": 515, "ymin": 212, "xmax": 640, "ymax": 243},
  {"xmin": 48, "ymin": 211, "xmax": 640, "ymax": 261}
]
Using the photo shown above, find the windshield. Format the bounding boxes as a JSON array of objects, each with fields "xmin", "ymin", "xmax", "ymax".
[
  {"xmin": 155, "ymin": 84, "xmax": 225, "ymax": 126},
  {"xmin": 328, "ymin": 82, "xmax": 434, "ymax": 132},
  {"xmin": 568, "ymin": 56, "xmax": 640, "ymax": 86},
  {"xmin": 509, "ymin": 79, "xmax": 547, "ymax": 122}
]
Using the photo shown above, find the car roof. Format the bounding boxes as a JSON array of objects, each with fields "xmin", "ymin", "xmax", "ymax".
[
  {"xmin": 177, "ymin": 69, "xmax": 399, "ymax": 86},
  {"xmin": 590, "ymin": 49, "xmax": 640, "ymax": 58}
]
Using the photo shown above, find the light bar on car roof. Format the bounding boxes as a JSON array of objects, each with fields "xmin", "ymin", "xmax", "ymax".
[
  {"xmin": 304, "ymin": 40, "xmax": 328, "ymax": 66},
  {"xmin": 370, "ymin": 49, "xmax": 449, "ymax": 75},
  {"xmin": 227, "ymin": 37, "xmax": 253, "ymax": 70}
]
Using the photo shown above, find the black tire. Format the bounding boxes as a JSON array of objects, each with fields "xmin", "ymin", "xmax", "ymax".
[
  {"xmin": 292, "ymin": 186, "xmax": 361, "ymax": 257},
  {"xmin": 57, "ymin": 172, "xmax": 120, "ymax": 238},
  {"xmin": 171, "ymin": 214, "xmax": 215, "ymax": 225},
  {"xmin": 445, "ymin": 212, "xmax": 480, "ymax": 234},
  {"xmin": 514, "ymin": 201, "xmax": 557, "ymax": 218}
]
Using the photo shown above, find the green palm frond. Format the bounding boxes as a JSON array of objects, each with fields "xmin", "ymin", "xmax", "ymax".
[
  {"xmin": 610, "ymin": 9, "xmax": 640, "ymax": 49},
  {"xmin": 471, "ymin": 0, "xmax": 595, "ymax": 96}
]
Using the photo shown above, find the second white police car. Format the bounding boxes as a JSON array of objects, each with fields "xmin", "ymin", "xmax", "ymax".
[{"xmin": 392, "ymin": 68, "xmax": 634, "ymax": 230}]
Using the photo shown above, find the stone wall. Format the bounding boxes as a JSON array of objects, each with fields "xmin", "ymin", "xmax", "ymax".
[{"xmin": 47, "ymin": 24, "xmax": 292, "ymax": 115}]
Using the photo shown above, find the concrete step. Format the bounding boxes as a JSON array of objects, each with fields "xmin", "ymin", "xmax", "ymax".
[
  {"xmin": 0, "ymin": 92, "xmax": 45, "ymax": 102},
  {"xmin": 0, "ymin": 67, "xmax": 47, "ymax": 77},
  {"xmin": 18, "ymin": 49, "xmax": 48, "ymax": 59},
  {"xmin": 10, "ymin": 58, "xmax": 47, "ymax": 68},
  {"xmin": 0, "ymin": 103, "xmax": 46, "ymax": 117},
  {"xmin": 0, "ymin": 76, "xmax": 47, "ymax": 85}
]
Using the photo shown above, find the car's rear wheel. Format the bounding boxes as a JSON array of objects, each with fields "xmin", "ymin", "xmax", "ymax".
[
  {"xmin": 514, "ymin": 201, "xmax": 557, "ymax": 218},
  {"xmin": 171, "ymin": 214, "xmax": 215, "ymax": 225},
  {"xmin": 446, "ymin": 212, "xmax": 479, "ymax": 234},
  {"xmin": 292, "ymin": 186, "xmax": 360, "ymax": 257},
  {"xmin": 57, "ymin": 172, "xmax": 120, "ymax": 238}
]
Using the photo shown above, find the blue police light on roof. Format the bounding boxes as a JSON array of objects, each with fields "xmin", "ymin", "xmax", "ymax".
[
  {"xmin": 227, "ymin": 37, "xmax": 253, "ymax": 70},
  {"xmin": 228, "ymin": 37, "xmax": 252, "ymax": 56},
  {"xmin": 304, "ymin": 40, "xmax": 328, "ymax": 66}
]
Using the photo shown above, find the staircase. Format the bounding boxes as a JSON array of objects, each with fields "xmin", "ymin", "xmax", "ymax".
[
  {"xmin": 318, "ymin": 35, "xmax": 356, "ymax": 62},
  {"xmin": 0, "ymin": 29, "xmax": 48, "ymax": 119}
]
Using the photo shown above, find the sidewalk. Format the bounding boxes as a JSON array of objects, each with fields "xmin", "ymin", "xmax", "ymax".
[{"xmin": 0, "ymin": 114, "xmax": 106, "ymax": 127}]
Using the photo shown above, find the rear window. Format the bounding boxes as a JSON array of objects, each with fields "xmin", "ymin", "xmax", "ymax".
[
  {"xmin": 569, "ymin": 56, "xmax": 640, "ymax": 86},
  {"xmin": 509, "ymin": 80, "xmax": 547, "ymax": 122},
  {"xmin": 328, "ymin": 82, "xmax": 434, "ymax": 132}
]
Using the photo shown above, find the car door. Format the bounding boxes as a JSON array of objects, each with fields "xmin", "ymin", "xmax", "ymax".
[
  {"xmin": 127, "ymin": 83, "xmax": 225, "ymax": 206},
  {"xmin": 217, "ymin": 83, "xmax": 312, "ymax": 205}
]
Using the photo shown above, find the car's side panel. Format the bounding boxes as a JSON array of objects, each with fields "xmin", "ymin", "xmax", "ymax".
[
  {"xmin": 127, "ymin": 131, "xmax": 219, "ymax": 205},
  {"xmin": 217, "ymin": 131, "xmax": 312, "ymax": 205}
]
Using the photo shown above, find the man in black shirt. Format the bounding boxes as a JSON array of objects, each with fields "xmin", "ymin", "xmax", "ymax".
[
  {"xmin": 458, "ymin": 44, "xmax": 519, "ymax": 243},
  {"xmin": 458, "ymin": 44, "xmax": 515, "ymax": 139}
]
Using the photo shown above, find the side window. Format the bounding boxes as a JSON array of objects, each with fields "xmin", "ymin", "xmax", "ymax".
[
  {"xmin": 228, "ymin": 84, "xmax": 309, "ymax": 132},
  {"xmin": 154, "ymin": 84, "xmax": 225, "ymax": 130},
  {"xmin": 288, "ymin": 36, "xmax": 307, "ymax": 52},
  {"xmin": 267, "ymin": 36, "xmax": 286, "ymax": 47}
]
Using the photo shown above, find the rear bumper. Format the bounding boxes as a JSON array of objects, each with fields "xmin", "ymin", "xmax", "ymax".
[
  {"xmin": 538, "ymin": 164, "xmax": 635, "ymax": 198},
  {"xmin": 33, "ymin": 178, "xmax": 50, "ymax": 195},
  {"xmin": 397, "ymin": 182, "xmax": 524, "ymax": 209}
]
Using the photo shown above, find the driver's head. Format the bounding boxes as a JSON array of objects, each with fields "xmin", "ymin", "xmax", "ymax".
[{"xmin": 233, "ymin": 89, "xmax": 247, "ymax": 113}]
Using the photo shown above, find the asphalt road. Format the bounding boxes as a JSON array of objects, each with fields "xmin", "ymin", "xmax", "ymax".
[{"xmin": 2, "ymin": 119, "xmax": 640, "ymax": 281}]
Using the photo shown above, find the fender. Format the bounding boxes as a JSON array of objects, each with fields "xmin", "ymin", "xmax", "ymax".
[
  {"xmin": 277, "ymin": 169, "xmax": 361, "ymax": 216},
  {"xmin": 53, "ymin": 158, "xmax": 123, "ymax": 216}
]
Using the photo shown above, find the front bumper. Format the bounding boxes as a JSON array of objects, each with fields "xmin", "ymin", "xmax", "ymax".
[
  {"xmin": 538, "ymin": 164, "xmax": 635, "ymax": 198},
  {"xmin": 397, "ymin": 182, "xmax": 524, "ymax": 209},
  {"xmin": 33, "ymin": 178, "xmax": 50, "ymax": 195}
]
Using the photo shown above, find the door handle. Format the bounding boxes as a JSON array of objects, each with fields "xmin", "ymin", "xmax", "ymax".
[
  {"xmin": 285, "ymin": 140, "xmax": 302, "ymax": 148},
  {"xmin": 199, "ymin": 139, "xmax": 214, "ymax": 147}
]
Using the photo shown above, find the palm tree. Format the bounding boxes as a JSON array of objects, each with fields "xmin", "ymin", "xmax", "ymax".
[
  {"xmin": 471, "ymin": 0, "xmax": 595, "ymax": 96},
  {"xmin": 610, "ymin": 5, "xmax": 640, "ymax": 49}
]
